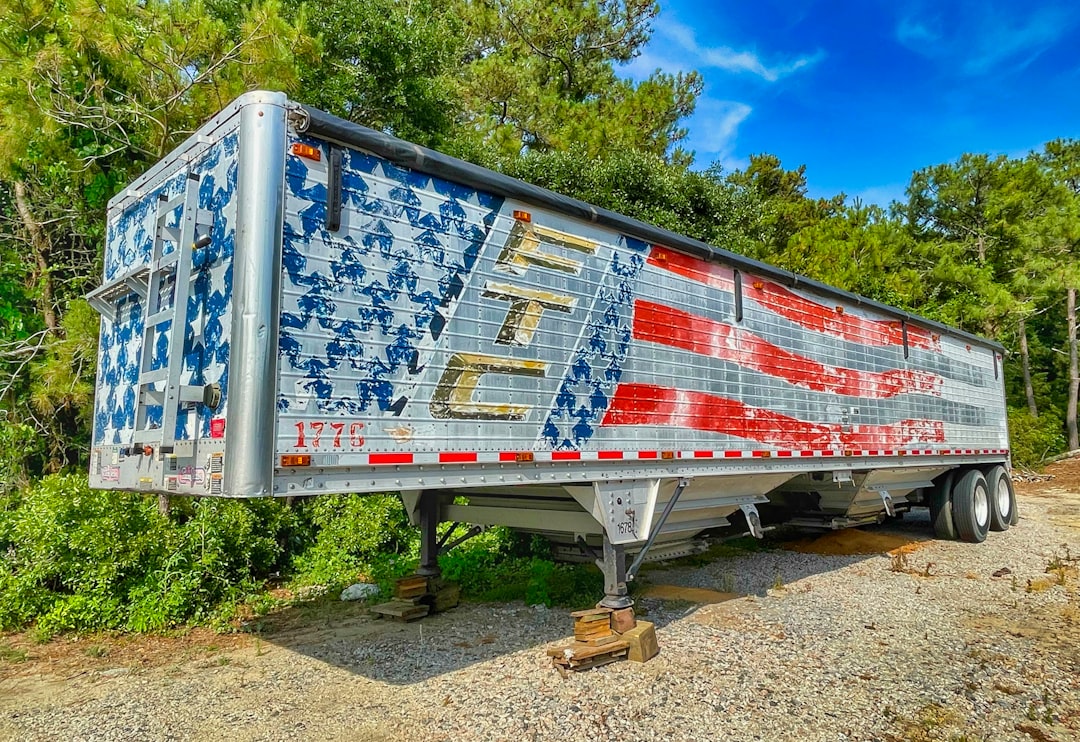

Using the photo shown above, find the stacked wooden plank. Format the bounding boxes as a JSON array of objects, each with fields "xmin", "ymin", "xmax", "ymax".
[
  {"xmin": 548, "ymin": 606, "xmax": 660, "ymax": 673},
  {"xmin": 368, "ymin": 575, "xmax": 461, "ymax": 621},
  {"xmin": 548, "ymin": 607, "xmax": 629, "ymax": 673}
]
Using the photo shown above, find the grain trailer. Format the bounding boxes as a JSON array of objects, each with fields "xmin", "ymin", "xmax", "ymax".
[{"xmin": 87, "ymin": 91, "xmax": 1016, "ymax": 609}]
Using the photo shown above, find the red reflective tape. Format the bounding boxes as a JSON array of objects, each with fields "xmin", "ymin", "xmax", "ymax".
[
  {"xmin": 752, "ymin": 450, "xmax": 770, "ymax": 457},
  {"xmin": 499, "ymin": 452, "xmax": 518, "ymax": 462},
  {"xmin": 776, "ymin": 450, "xmax": 793, "ymax": 457},
  {"xmin": 693, "ymin": 450, "xmax": 713, "ymax": 458},
  {"xmin": 439, "ymin": 452, "xmax": 477, "ymax": 463},
  {"xmin": 598, "ymin": 451, "xmax": 624, "ymax": 460},
  {"xmin": 551, "ymin": 451, "xmax": 580, "ymax": 461},
  {"xmin": 602, "ymin": 383, "xmax": 945, "ymax": 450},
  {"xmin": 800, "ymin": 450, "xmax": 815, "ymax": 457},
  {"xmin": 637, "ymin": 450, "xmax": 658, "ymax": 459},
  {"xmin": 821, "ymin": 450, "xmax": 836, "ymax": 456},
  {"xmin": 632, "ymin": 300, "xmax": 942, "ymax": 399},
  {"xmin": 724, "ymin": 450, "xmax": 742, "ymax": 458},
  {"xmin": 368, "ymin": 453, "xmax": 412, "ymax": 465},
  {"xmin": 648, "ymin": 249, "xmax": 939, "ymax": 350}
]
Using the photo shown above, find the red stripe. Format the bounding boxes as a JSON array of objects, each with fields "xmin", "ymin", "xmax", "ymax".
[
  {"xmin": 638, "ymin": 450, "xmax": 658, "ymax": 458},
  {"xmin": 598, "ymin": 451, "xmax": 624, "ymax": 460},
  {"xmin": 693, "ymin": 450, "xmax": 712, "ymax": 458},
  {"xmin": 601, "ymin": 383, "xmax": 946, "ymax": 450},
  {"xmin": 551, "ymin": 451, "xmax": 580, "ymax": 460},
  {"xmin": 439, "ymin": 452, "xmax": 477, "ymax": 463},
  {"xmin": 724, "ymin": 450, "xmax": 742, "ymax": 458},
  {"xmin": 499, "ymin": 452, "xmax": 517, "ymax": 462},
  {"xmin": 648, "ymin": 248, "xmax": 939, "ymax": 351},
  {"xmin": 368, "ymin": 453, "xmax": 413, "ymax": 465},
  {"xmin": 633, "ymin": 300, "xmax": 941, "ymax": 399}
]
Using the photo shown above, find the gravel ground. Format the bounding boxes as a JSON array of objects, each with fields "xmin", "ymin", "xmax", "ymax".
[{"xmin": 1, "ymin": 465, "xmax": 1078, "ymax": 742}]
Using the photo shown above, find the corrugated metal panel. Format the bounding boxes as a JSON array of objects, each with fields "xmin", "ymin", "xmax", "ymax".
[{"xmin": 273, "ymin": 133, "xmax": 1008, "ymax": 466}]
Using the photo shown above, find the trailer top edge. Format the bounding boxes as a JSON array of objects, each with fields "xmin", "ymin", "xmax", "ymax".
[
  {"xmin": 105, "ymin": 91, "xmax": 290, "ymax": 214},
  {"xmin": 291, "ymin": 99, "xmax": 1004, "ymax": 354}
]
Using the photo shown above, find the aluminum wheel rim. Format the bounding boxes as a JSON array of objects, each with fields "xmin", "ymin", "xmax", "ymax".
[
  {"xmin": 974, "ymin": 483, "xmax": 989, "ymax": 527},
  {"xmin": 996, "ymin": 476, "xmax": 1011, "ymax": 519}
]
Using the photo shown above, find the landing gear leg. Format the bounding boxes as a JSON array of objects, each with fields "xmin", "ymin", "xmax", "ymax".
[
  {"xmin": 416, "ymin": 490, "xmax": 441, "ymax": 578},
  {"xmin": 598, "ymin": 534, "xmax": 633, "ymax": 610}
]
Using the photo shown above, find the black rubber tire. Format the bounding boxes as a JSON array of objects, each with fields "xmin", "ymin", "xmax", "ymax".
[
  {"xmin": 928, "ymin": 470, "xmax": 958, "ymax": 540},
  {"xmin": 952, "ymin": 469, "xmax": 990, "ymax": 543},
  {"xmin": 984, "ymin": 465, "xmax": 1017, "ymax": 531}
]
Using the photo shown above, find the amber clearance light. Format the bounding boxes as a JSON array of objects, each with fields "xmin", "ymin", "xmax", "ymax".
[
  {"xmin": 291, "ymin": 143, "xmax": 321, "ymax": 161},
  {"xmin": 281, "ymin": 454, "xmax": 311, "ymax": 467}
]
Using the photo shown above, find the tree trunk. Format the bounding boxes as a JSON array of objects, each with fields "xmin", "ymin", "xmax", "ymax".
[
  {"xmin": 12, "ymin": 181, "xmax": 58, "ymax": 332},
  {"xmin": 1068, "ymin": 287, "xmax": 1079, "ymax": 451},
  {"xmin": 1018, "ymin": 316, "xmax": 1038, "ymax": 417}
]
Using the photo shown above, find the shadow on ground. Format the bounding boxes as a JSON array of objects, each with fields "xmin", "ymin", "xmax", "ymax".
[{"xmin": 247, "ymin": 510, "xmax": 937, "ymax": 685}]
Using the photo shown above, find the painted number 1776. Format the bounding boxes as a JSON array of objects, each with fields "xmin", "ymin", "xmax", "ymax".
[{"xmin": 293, "ymin": 421, "xmax": 365, "ymax": 449}]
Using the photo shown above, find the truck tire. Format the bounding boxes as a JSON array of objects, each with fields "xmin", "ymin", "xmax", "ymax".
[
  {"xmin": 984, "ymin": 465, "xmax": 1016, "ymax": 531},
  {"xmin": 928, "ymin": 471, "xmax": 958, "ymax": 540},
  {"xmin": 952, "ymin": 469, "xmax": 990, "ymax": 543}
]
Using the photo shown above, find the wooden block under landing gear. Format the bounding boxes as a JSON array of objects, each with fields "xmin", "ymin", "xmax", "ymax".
[
  {"xmin": 431, "ymin": 582, "xmax": 461, "ymax": 613},
  {"xmin": 610, "ymin": 607, "xmax": 636, "ymax": 634},
  {"xmin": 620, "ymin": 620, "xmax": 659, "ymax": 663}
]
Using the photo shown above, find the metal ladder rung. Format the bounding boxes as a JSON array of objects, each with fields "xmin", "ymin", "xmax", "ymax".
[
  {"xmin": 140, "ymin": 388, "xmax": 165, "ymax": 404},
  {"xmin": 145, "ymin": 309, "xmax": 174, "ymax": 328},
  {"xmin": 159, "ymin": 193, "xmax": 186, "ymax": 213},
  {"xmin": 140, "ymin": 369, "xmax": 168, "ymax": 385}
]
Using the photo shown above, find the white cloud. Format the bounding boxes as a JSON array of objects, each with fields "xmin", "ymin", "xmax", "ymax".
[
  {"xmin": 684, "ymin": 98, "xmax": 753, "ymax": 170},
  {"xmin": 895, "ymin": 2, "xmax": 1079, "ymax": 75},
  {"xmin": 626, "ymin": 17, "xmax": 825, "ymax": 83}
]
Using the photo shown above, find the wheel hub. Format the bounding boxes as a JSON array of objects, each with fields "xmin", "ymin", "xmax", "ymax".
[
  {"xmin": 996, "ymin": 475, "xmax": 1011, "ymax": 519},
  {"xmin": 974, "ymin": 483, "xmax": 989, "ymax": 527}
]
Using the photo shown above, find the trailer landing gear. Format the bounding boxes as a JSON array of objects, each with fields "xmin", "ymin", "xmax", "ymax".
[{"xmin": 370, "ymin": 492, "xmax": 463, "ymax": 621}]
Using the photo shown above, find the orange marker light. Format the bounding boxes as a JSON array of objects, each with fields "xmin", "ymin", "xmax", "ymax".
[
  {"xmin": 835, "ymin": 306, "xmax": 845, "ymax": 315},
  {"xmin": 291, "ymin": 143, "xmax": 321, "ymax": 161},
  {"xmin": 281, "ymin": 454, "xmax": 312, "ymax": 467},
  {"xmin": 752, "ymin": 281, "xmax": 765, "ymax": 290},
  {"xmin": 512, "ymin": 210, "xmax": 532, "ymax": 222},
  {"xmin": 515, "ymin": 451, "xmax": 535, "ymax": 463},
  {"xmin": 661, "ymin": 450, "xmax": 675, "ymax": 460}
]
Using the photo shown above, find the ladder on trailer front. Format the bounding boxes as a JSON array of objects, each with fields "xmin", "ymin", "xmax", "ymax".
[{"xmin": 87, "ymin": 171, "xmax": 216, "ymax": 453}]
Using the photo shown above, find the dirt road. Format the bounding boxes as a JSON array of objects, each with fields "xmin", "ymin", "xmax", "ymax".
[{"xmin": 2, "ymin": 462, "xmax": 1078, "ymax": 741}]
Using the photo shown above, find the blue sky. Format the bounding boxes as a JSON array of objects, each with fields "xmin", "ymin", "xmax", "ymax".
[{"xmin": 621, "ymin": 1, "xmax": 1080, "ymax": 206}]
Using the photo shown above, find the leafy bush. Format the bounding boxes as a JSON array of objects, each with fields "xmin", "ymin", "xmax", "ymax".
[
  {"xmin": 0, "ymin": 474, "xmax": 299, "ymax": 637},
  {"xmin": 288, "ymin": 494, "xmax": 417, "ymax": 589},
  {"xmin": 1008, "ymin": 408, "xmax": 1067, "ymax": 468}
]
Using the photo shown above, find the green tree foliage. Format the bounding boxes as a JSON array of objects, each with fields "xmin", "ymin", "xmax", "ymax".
[
  {"xmin": 491, "ymin": 147, "xmax": 766, "ymax": 253},
  {"xmin": 0, "ymin": 0, "xmax": 316, "ymax": 471},
  {"xmin": 453, "ymin": 0, "xmax": 702, "ymax": 162},
  {"xmin": 281, "ymin": 0, "xmax": 462, "ymax": 146},
  {"xmin": 726, "ymin": 153, "xmax": 845, "ymax": 260}
]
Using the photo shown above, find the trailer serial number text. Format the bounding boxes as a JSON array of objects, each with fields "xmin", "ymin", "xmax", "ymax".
[{"xmin": 293, "ymin": 421, "xmax": 365, "ymax": 449}]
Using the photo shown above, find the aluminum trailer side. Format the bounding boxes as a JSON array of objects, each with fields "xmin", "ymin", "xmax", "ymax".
[{"xmin": 87, "ymin": 91, "xmax": 1013, "ymax": 608}]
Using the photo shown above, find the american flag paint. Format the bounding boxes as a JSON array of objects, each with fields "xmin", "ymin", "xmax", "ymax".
[{"xmin": 275, "ymin": 138, "xmax": 1007, "ymax": 462}]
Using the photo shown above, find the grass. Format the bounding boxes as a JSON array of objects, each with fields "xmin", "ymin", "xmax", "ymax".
[{"xmin": 0, "ymin": 642, "xmax": 28, "ymax": 663}]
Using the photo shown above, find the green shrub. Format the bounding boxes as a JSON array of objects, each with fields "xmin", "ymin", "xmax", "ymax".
[
  {"xmin": 288, "ymin": 494, "xmax": 416, "ymax": 589},
  {"xmin": 0, "ymin": 474, "xmax": 301, "ymax": 637},
  {"xmin": 1008, "ymin": 408, "xmax": 1066, "ymax": 468}
]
